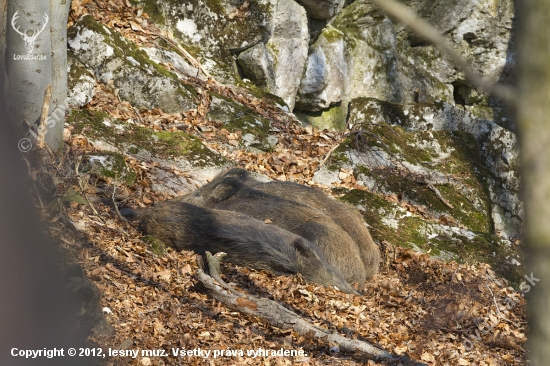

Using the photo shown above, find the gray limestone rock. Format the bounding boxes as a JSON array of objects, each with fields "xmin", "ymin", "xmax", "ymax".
[
  {"xmin": 141, "ymin": 47, "xmax": 204, "ymax": 80},
  {"xmin": 67, "ymin": 53, "xmax": 96, "ymax": 108},
  {"xmin": 237, "ymin": 42, "xmax": 273, "ymax": 88},
  {"xmin": 259, "ymin": 0, "xmax": 309, "ymax": 110},
  {"xmin": 130, "ymin": 0, "xmax": 309, "ymax": 111},
  {"xmin": 296, "ymin": 0, "xmax": 514, "ymax": 129},
  {"xmin": 348, "ymin": 98, "xmax": 521, "ymax": 240},
  {"xmin": 68, "ymin": 15, "xmax": 197, "ymax": 114}
]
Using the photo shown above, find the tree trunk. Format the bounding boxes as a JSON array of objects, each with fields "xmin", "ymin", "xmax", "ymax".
[
  {"xmin": 47, "ymin": 0, "xmax": 71, "ymax": 148},
  {"xmin": 4, "ymin": 0, "xmax": 70, "ymax": 150},
  {"xmin": 516, "ymin": 1, "xmax": 550, "ymax": 364},
  {"xmin": 0, "ymin": 62, "xmax": 77, "ymax": 366},
  {"xmin": 6, "ymin": 0, "xmax": 52, "ymax": 133}
]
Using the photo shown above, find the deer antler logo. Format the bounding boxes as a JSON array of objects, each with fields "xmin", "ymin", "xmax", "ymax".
[{"xmin": 11, "ymin": 11, "xmax": 49, "ymax": 54}]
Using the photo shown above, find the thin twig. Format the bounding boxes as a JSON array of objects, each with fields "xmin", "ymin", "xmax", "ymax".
[
  {"xmin": 485, "ymin": 283, "xmax": 506, "ymax": 320},
  {"xmin": 318, "ymin": 143, "xmax": 340, "ymax": 168},
  {"xmin": 57, "ymin": 147, "xmax": 70, "ymax": 170},
  {"xmin": 133, "ymin": 107, "xmax": 144, "ymax": 125},
  {"xmin": 485, "ymin": 283, "xmax": 517, "ymax": 326},
  {"xmin": 74, "ymin": 174, "xmax": 98, "ymax": 215},
  {"xmin": 427, "ymin": 183, "xmax": 454, "ymax": 209},
  {"xmin": 154, "ymin": 33, "xmax": 216, "ymax": 82}
]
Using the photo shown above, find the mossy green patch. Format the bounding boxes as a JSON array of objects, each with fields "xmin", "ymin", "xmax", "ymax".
[
  {"xmin": 129, "ymin": 0, "xmax": 168, "ymax": 28},
  {"xmin": 233, "ymin": 81, "xmax": 288, "ymax": 110},
  {"xmin": 334, "ymin": 187, "xmax": 521, "ymax": 284},
  {"xmin": 82, "ymin": 152, "xmax": 137, "ymax": 185},
  {"xmin": 321, "ymin": 25, "xmax": 345, "ymax": 44},
  {"xmin": 295, "ymin": 102, "xmax": 348, "ymax": 132},
  {"xmin": 332, "ymin": 1, "xmax": 383, "ymax": 42},
  {"xmin": 332, "ymin": 121, "xmax": 492, "ymax": 233},
  {"xmin": 208, "ymin": 92, "xmax": 274, "ymax": 151},
  {"xmin": 333, "ymin": 188, "xmax": 425, "ymax": 249},
  {"xmin": 63, "ymin": 187, "xmax": 89, "ymax": 205},
  {"xmin": 143, "ymin": 235, "xmax": 168, "ymax": 256},
  {"xmin": 68, "ymin": 51, "xmax": 91, "ymax": 81},
  {"xmin": 327, "ymin": 149, "xmax": 351, "ymax": 172},
  {"xmin": 68, "ymin": 109, "xmax": 226, "ymax": 167}
]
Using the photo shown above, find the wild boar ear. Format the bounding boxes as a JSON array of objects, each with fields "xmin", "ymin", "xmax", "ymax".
[
  {"xmin": 229, "ymin": 168, "xmax": 250, "ymax": 180},
  {"xmin": 211, "ymin": 177, "xmax": 241, "ymax": 202},
  {"xmin": 291, "ymin": 237, "xmax": 313, "ymax": 259}
]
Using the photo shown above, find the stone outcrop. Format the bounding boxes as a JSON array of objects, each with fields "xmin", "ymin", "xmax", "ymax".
[
  {"xmin": 130, "ymin": 0, "xmax": 309, "ymax": 110},
  {"xmin": 68, "ymin": 15, "xmax": 197, "ymax": 114},
  {"xmin": 296, "ymin": 0, "xmax": 514, "ymax": 130},
  {"xmin": 67, "ymin": 52, "xmax": 96, "ymax": 108},
  {"xmin": 347, "ymin": 98, "xmax": 521, "ymax": 241},
  {"xmin": 126, "ymin": 0, "xmax": 514, "ymax": 122}
]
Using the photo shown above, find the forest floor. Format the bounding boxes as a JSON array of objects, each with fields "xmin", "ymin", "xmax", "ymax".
[
  {"xmin": 46, "ymin": 76, "xmax": 528, "ymax": 366},
  {"xmin": 37, "ymin": 1, "xmax": 529, "ymax": 365}
]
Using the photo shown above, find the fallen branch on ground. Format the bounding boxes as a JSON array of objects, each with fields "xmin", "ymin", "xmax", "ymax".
[{"xmin": 196, "ymin": 251, "xmax": 393, "ymax": 361}]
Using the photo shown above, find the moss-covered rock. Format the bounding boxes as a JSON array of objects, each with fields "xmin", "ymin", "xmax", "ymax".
[
  {"xmin": 294, "ymin": 102, "xmax": 348, "ymax": 131},
  {"xmin": 328, "ymin": 123, "xmax": 492, "ymax": 231},
  {"xmin": 68, "ymin": 109, "xmax": 229, "ymax": 195},
  {"xmin": 296, "ymin": 1, "xmax": 454, "ymax": 115},
  {"xmin": 69, "ymin": 109, "xmax": 225, "ymax": 166},
  {"xmin": 208, "ymin": 93, "xmax": 276, "ymax": 151},
  {"xmin": 130, "ymin": 0, "xmax": 269, "ymax": 84},
  {"xmin": 296, "ymin": 0, "xmax": 515, "ymax": 131},
  {"xmin": 308, "ymin": 98, "xmax": 523, "ymax": 282},
  {"xmin": 347, "ymin": 97, "xmax": 521, "ymax": 241},
  {"xmin": 130, "ymin": 0, "xmax": 309, "ymax": 110},
  {"xmin": 336, "ymin": 188, "xmax": 522, "ymax": 284},
  {"xmin": 142, "ymin": 235, "xmax": 168, "ymax": 256},
  {"xmin": 297, "ymin": 4, "xmax": 401, "ymax": 112},
  {"xmin": 67, "ymin": 51, "xmax": 96, "ymax": 108},
  {"xmin": 68, "ymin": 15, "xmax": 197, "ymax": 113},
  {"xmin": 82, "ymin": 152, "xmax": 137, "ymax": 185}
]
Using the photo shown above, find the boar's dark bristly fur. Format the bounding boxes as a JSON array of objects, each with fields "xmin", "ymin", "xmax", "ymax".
[
  {"xmin": 216, "ymin": 168, "xmax": 381, "ymax": 278},
  {"xmin": 179, "ymin": 175, "xmax": 368, "ymax": 287},
  {"xmin": 124, "ymin": 202, "xmax": 357, "ymax": 294}
]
